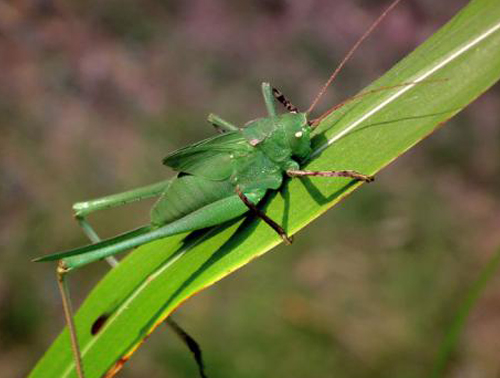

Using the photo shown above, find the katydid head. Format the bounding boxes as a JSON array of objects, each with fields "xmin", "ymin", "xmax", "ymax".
[{"xmin": 278, "ymin": 112, "xmax": 312, "ymax": 160}]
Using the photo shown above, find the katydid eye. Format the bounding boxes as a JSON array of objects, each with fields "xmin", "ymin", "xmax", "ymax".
[{"xmin": 294, "ymin": 131, "xmax": 303, "ymax": 138}]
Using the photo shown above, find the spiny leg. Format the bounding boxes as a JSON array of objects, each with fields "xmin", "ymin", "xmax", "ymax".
[
  {"xmin": 287, "ymin": 169, "xmax": 374, "ymax": 182},
  {"xmin": 207, "ymin": 113, "xmax": 238, "ymax": 133},
  {"xmin": 235, "ymin": 186, "xmax": 293, "ymax": 245},
  {"xmin": 272, "ymin": 87, "xmax": 299, "ymax": 113}
]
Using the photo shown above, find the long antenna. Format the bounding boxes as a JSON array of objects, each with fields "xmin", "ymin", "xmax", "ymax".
[{"xmin": 307, "ymin": 0, "xmax": 402, "ymax": 114}]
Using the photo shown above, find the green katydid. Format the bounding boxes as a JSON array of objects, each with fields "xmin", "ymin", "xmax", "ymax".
[
  {"xmin": 33, "ymin": 1, "xmax": 405, "ymax": 377},
  {"xmin": 36, "ymin": 86, "xmax": 375, "ymax": 268},
  {"xmin": 35, "ymin": 83, "xmax": 375, "ymax": 377}
]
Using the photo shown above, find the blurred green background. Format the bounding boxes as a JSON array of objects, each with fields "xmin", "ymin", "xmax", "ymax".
[{"xmin": 1, "ymin": 0, "xmax": 500, "ymax": 377}]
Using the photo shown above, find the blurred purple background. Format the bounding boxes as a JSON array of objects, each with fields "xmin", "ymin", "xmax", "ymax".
[{"xmin": 1, "ymin": 0, "xmax": 500, "ymax": 377}]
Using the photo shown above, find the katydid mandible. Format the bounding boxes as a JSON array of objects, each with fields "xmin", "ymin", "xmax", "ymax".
[{"xmin": 33, "ymin": 0, "xmax": 405, "ymax": 377}]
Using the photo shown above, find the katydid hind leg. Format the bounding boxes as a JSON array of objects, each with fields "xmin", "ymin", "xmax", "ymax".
[
  {"xmin": 66, "ymin": 188, "xmax": 210, "ymax": 376},
  {"xmin": 54, "ymin": 179, "xmax": 171, "ymax": 265},
  {"xmin": 55, "ymin": 179, "xmax": 170, "ymax": 376},
  {"xmin": 38, "ymin": 188, "xmax": 265, "ymax": 267}
]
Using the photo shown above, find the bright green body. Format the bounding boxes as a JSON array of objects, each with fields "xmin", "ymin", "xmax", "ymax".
[{"xmin": 35, "ymin": 84, "xmax": 313, "ymax": 270}]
